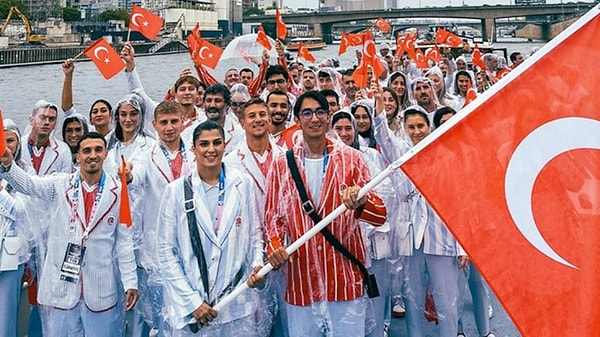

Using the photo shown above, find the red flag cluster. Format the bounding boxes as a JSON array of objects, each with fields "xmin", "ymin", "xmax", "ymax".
[
  {"xmin": 129, "ymin": 5, "xmax": 163, "ymax": 41},
  {"xmin": 186, "ymin": 23, "xmax": 223, "ymax": 69},
  {"xmin": 84, "ymin": 38, "xmax": 125, "ymax": 80}
]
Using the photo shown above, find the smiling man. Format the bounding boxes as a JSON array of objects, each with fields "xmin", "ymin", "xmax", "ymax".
[
  {"xmin": 0, "ymin": 132, "xmax": 138, "ymax": 337},
  {"xmin": 265, "ymin": 91, "xmax": 387, "ymax": 337}
]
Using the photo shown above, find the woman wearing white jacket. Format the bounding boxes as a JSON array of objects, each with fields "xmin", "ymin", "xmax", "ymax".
[{"xmin": 371, "ymin": 80, "xmax": 468, "ymax": 337}]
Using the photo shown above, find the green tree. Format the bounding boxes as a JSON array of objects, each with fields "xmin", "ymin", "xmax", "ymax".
[
  {"xmin": 62, "ymin": 6, "xmax": 80, "ymax": 22},
  {"xmin": 243, "ymin": 7, "xmax": 264, "ymax": 16},
  {"xmin": 99, "ymin": 9, "xmax": 129, "ymax": 25},
  {"xmin": 0, "ymin": 0, "xmax": 29, "ymax": 20}
]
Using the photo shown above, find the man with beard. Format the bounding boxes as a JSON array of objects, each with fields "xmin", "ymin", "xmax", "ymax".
[
  {"xmin": 183, "ymin": 84, "xmax": 244, "ymax": 155},
  {"xmin": 223, "ymin": 98, "xmax": 286, "ymax": 336},
  {"xmin": 340, "ymin": 69, "xmax": 359, "ymax": 109},
  {"xmin": 266, "ymin": 90, "xmax": 294, "ymax": 148},
  {"xmin": 411, "ymin": 77, "xmax": 442, "ymax": 125},
  {"xmin": 0, "ymin": 132, "xmax": 138, "ymax": 337},
  {"xmin": 302, "ymin": 69, "xmax": 317, "ymax": 92}
]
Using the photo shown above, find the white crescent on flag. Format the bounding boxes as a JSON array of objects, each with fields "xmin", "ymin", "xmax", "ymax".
[
  {"xmin": 93, "ymin": 46, "xmax": 109, "ymax": 60},
  {"xmin": 505, "ymin": 116, "xmax": 600, "ymax": 269},
  {"xmin": 350, "ymin": 35, "xmax": 363, "ymax": 45},
  {"xmin": 131, "ymin": 13, "xmax": 144, "ymax": 27},
  {"xmin": 363, "ymin": 39, "xmax": 375, "ymax": 59},
  {"xmin": 199, "ymin": 46, "xmax": 211, "ymax": 59}
]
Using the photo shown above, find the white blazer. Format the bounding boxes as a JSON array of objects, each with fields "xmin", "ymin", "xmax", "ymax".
[
  {"xmin": 20, "ymin": 137, "xmax": 72, "ymax": 176},
  {"xmin": 158, "ymin": 166, "xmax": 264, "ymax": 329},
  {"xmin": 1, "ymin": 165, "xmax": 138, "ymax": 311},
  {"xmin": 129, "ymin": 141, "xmax": 194, "ymax": 271},
  {"xmin": 223, "ymin": 139, "xmax": 284, "ymax": 206}
]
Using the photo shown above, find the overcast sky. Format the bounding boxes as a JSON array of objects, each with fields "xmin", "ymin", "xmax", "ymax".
[{"xmin": 284, "ymin": 0, "xmax": 592, "ymax": 10}]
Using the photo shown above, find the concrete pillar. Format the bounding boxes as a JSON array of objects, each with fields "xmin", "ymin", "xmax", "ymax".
[
  {"xmin": 321, "ymin": 23, "xmax": 333, "ymax": 44},
  {"xmin": 481, "ymin": 17, "xmax": 495, "ymax": 42},
  {"xmin": 313, "ymin": 23, "xmax": 322, "ymax": 40},
  {"xmin": 541, "ymin": 22, "xmax": 551, "ymax": 41}
]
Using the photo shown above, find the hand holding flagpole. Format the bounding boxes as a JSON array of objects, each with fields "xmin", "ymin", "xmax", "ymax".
[{"xmin": 212, "ymin": 157, "xmax": 404, "ymax": 312}]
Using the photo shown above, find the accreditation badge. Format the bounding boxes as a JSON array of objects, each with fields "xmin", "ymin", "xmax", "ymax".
[{"xmin": 59, "ymin": 242, "xmax": 86, "ymax": 284}]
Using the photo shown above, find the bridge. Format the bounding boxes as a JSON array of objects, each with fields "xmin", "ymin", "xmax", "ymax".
[{"xmin": 244, "ymin": 2, "xmax": 597, "ymax": 43}]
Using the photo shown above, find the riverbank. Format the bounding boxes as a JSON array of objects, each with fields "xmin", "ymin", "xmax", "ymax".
[{"xmin": 0, "ymin": 40, "xmax": 191, "ymax": 68}]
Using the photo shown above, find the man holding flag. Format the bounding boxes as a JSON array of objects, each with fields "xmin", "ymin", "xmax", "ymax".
[
  {"xmin": 0, "ymin": 132, "xmax": 138, "ymax": 337},
  {"xmin": 265, "ymin": 91, "xmax": 387, "ymax": 337}
]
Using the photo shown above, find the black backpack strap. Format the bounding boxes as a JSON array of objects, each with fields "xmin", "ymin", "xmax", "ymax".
[
  {"xmin": 183, "ymin": 176, "xmax": 210, "ymax": 300},
  {"xmin": 285, "ymin": 150, "xmax": 379, "ymax": 298}
]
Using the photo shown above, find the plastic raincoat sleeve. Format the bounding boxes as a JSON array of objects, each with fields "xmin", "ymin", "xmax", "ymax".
[
  {"xmin": 156, "ymin": 182, "xmax": 205, "ymax": 319},
  {"xmin": 373, "ymin": 112, "xmax": 411, "ymax": 163},
  {"xmin": 124, "ymin": 68, "xmax": 158, "ymax": 137}
]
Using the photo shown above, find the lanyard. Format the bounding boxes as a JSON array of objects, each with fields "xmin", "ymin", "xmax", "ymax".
[
  {"xmin": 213, "ymin": 166, "xmax": 226, "ymax": 233},
  {"xmin": 302, "ymin": 146, "xmax": 330, "ymax": 177},
  {"xmin": 159, "ymin": 141, "xmax": 189, "ymax": 175},
  {"xmin": 70, "ymin": 172, "xmax": 106, "ymax": 243}
]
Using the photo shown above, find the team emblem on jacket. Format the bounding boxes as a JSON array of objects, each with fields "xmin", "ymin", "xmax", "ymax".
[
  {"xmin": 235, "ymin": 216, "xmax": 242, "ymax": 227},
  {"xmin": 107, "ymin": 216, "xmax": 115, "ymax": 226}
]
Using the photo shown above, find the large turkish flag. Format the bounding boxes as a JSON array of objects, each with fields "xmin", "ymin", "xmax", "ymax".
[{"xmin": 400, "ymin": 6, "xmax": 600, "ymax": 336}]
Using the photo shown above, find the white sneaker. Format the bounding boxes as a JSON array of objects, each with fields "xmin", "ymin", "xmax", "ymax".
[
  {"xmin": 149, "ymin": 327, "xmax": 159, "ymax": 337},
  {"xmin": 392, "ymin": 301, "xmax": 406, "ymax": 317},
  {"xmin": 485, "ymin": 334, "xmax": 496, "ymax": 337},
  {"xmin": 488, "ymin": 305, "xmax": 494, "ymax": 318}
]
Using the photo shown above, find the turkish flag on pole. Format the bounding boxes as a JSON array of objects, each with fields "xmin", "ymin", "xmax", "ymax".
[
  {"xmin": 191, "ymin": 22, "xmax": 201, "ymax": 40},
  {"xmin": 362, "ymin": 30, "xmax": 386, "ymax": 78},
  {"xmin": 472, "ymin": 43, "xmax": 485, "ymax": 69},
  {"xmin": 193, "ymin": 39, "xmax": 222, "ymax": 69},
  {"xmin": 400, "ymin": 6, "xmax": 600, "ymax": 336},
  {"xmin": 119, "ymin": 155, "xmax": 132, "ymax": 228},
  {"xmin": 374, "ymin": 17, "xmax": 391, "ymax": 32},
  {"xmin": 338, "ymin": 32, "xmax": 350, "ymax": 55},
  {"xmin": 435, "ymin": 27, "xmax": 463, "ymax": 48},
  {"xmin": 352, "ymin": 59, "xmax": 369, "ymax": 88},
  {"xmin": 84, "ymin": 38, "xmax": 125, "ymax": 80},
  {"xmin": 425, "ymin": 45, "xmax": 442, "ymax": 63},
  {"xmin": 413, "ymin": 49, "xmax": 429, "ymax": 68},
  {"xmin": 256, "ymin": 25, "xmax": 272, "ymax": 50},
  {"xmin": 297, "ymin": 42, "xmax": 315, "ymax": 63},
  {"xmin": 276, "ymin": 9, "xmax": 287, "ymax": 40},
  {"xmin": 129, "ymin": 5, "xmax": 163, "ymax": 41}
]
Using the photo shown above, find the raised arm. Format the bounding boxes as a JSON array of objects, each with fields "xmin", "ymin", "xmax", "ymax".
[{"xmin": 61, "ymin": 58, "xmax": 74, "ymax": 112}]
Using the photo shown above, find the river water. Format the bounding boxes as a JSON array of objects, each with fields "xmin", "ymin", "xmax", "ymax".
[{"xmin": 0, "ymin": 40, "xmax": 544, "ymax": 129}]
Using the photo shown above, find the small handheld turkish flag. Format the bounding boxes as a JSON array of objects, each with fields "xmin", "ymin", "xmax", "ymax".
[
  {"xmin": 119, "ymin": 155, "xmax": 132, "ymax": 228},
  {"xmin": 297, "ymin": 42, "xmax": 315, "ymax": 63},
  {"xmin": 374, "ymin": 17, "xmax": 391, "ymax": 32},
  {"xmin": 129, "ymin": 5, "xmax": 163, "ymax": 41},
  {"xmin": 256, "ymin": 25, "xmax": 272, "ymax": 50},
  {"xmin": 84, "ymin": 38, "xmax": 125, "ymax": 80},
  {"xmin": 0, "ymin": 109, "xmax": 6, "ymax": 157},
  {"xmin": 275, "ymin": 9, "xmax": 287, "ymax": 40}
]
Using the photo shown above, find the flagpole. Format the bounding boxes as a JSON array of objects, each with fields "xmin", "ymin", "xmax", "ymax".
[
  {"xmin": 72, "ymin": 49, "xmax": 85, "ymax": 61},
  {"xmin": 212, "ymin": 157, "xmax": 404, "ymax": 313},
  {"xmin": 126, "ymin": 28, "xmax": 131, "ymax": 42}
]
